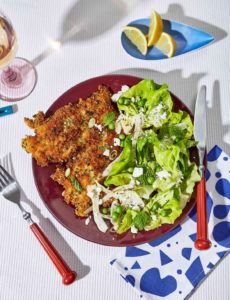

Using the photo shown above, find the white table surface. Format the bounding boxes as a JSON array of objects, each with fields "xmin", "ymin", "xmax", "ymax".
[{"xmin": 0, "ymin": 1, "xmax": 230, "ymax": 299}]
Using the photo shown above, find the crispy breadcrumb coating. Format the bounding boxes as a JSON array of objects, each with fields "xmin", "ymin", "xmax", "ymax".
[{"xmin": 22, "ymin": 85, "xmax": 120, "ymax": 217}]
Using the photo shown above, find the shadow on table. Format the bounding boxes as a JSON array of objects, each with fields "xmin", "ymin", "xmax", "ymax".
[
  {"xmin": 32, "ymin": 0, "xmax": 136, "ymax": 66},
  {"xmin": 161, "ymin": 3, "xmax": 227, "ymax": 44},
  {"xmin": 109, "ymin": 67, "xmax": 205, "ymax": 111},
  {"xmin": 2, "ymin": 153, "xmax": 90, "ymax": 281},
  {"xmin": 207, "ymin": 80, "xmax": 230, "ymax": 155}
]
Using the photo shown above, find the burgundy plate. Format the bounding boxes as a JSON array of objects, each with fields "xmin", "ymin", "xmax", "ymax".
[{"xmin": 32, "ymin": 74, "xmax": 198, "ymax": 247}]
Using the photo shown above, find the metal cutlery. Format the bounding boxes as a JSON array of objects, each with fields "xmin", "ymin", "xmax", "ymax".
[
  {"xmin": 0, "ymin": 164, "xmax": 77, "ymax": 284},
  {"xmin": 193, "ymin": 85, "xmax": 211, "ymax": 250}
]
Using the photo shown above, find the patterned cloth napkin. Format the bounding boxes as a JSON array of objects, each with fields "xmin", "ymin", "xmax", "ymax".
[{"xmin": 110, "ymin": 145, "xmax": 230, "ymax": 299}]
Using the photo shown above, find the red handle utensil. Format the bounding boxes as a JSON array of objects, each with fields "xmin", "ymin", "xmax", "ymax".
[
  {"xmin": 194, "ymin": 174, "xmax": 211, "ymax": 250},
  {"xmin": 30, "ymin": 223, "xmax": 77, "ymax": 284},
  {"xmin": 193, "ymin": 85, "xmax": 211, "ymax": 250}
]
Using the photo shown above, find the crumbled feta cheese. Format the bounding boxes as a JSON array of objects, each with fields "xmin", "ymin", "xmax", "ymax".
[
  {"xmin": 151, "ymin": 214, "xmax": 157, "ymax": 221},
  {"xmin": 115, "ymin": 112, "xmax": 134, "ymax": 135},
  {"xmin": 113, "ymin": 138, "xmax": 120, "ymax": 146},
  {"xmin": 131, "ymin": 97, "xmax": 136, "ymax": 103},
  {"xmin": 111, "ymin": 85, "xmax": 129, "ymax": 102},
  {"xmin": 133, "ymin": 167, "xmax": 143, "ymax": 178},
  {"xmin": 115, "ymin": 190, "xmax": 145, "ymax": 208},
  {"xmin": 152, "ymin": 103, "xmax": 164, "ymax": 113},
  {"xmin": 98, "ymin": 199, "xmax": 103, "ymax": 205},
  {"xmin": 111, "ymin": 93, "xmax": 121, "ymax": 102},
  {"xmin": 94, "ymin": 123, "xmax": 103, "ymax": 131},
  {"xmin": 121, "ymin": 85, "xmax": 129, "ymax": 92},
  {"xmin": 147, "ymin": 103, "xmax": 168, "ymax": 127},
  {"xmin": 160, "ymin": 112, "xmax": 167, "ymax": 120},
  {"xmin": 96, "ymin": 186, "xmax": 102, "ymax": 193},
  {"xmin": 85, "ymin": 216, "xmax": 91, "ymax": 225},
  {"xmin": 131, "ymin": 226, "xmax": 138, "ymax": 234},
  {"xmin": 135, "ymin": 180, "xmax": 140, "ymax": 186},
  {"xmin": 103, "ymin": 149, "xmax": 110, "ymax": 157},
  {"xmin": 156, "ymin": 170, "xmax": 171, "ymax": 180}
]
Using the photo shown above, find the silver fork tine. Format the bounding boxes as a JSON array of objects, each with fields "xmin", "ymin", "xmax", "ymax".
[
  {"xmin": 0, "ymin": 178, "xmax": 4, "ymax": 191},
  {"xmin": 0, "ymin": 165, "xmax": 14, "ymax": 184}
]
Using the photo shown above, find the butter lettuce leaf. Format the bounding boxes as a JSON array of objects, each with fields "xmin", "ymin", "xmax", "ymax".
[
  {"xmin": 117, "ymin": 210, "xmax": 133, "ymax": 234},
  {"xmin": 154, "ymin": 144, "xmax": 180, "ymax": 173},
  {"xmin": 104, "ymin": 135, "xmax": 136, "ymax": 186}
]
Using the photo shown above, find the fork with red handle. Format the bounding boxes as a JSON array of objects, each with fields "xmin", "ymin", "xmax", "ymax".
[{"xmin": 0, "ymin": 164, "xmax": 77, "ymax": 284}]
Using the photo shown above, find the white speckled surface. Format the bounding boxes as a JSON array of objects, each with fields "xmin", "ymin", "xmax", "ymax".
[{"xmin": 0, "ymin": 1, "xmax": 229, "ymax": 299}]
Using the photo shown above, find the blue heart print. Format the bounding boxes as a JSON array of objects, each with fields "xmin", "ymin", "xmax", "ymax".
[{"xmin": 140, "ymin": 268, "xmax": 177, "ymax": 296}]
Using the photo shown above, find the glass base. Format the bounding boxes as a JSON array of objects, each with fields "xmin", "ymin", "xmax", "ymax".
[{"xmin": 0, "ymin": 57, "xmax": 37, "ymax": 101}]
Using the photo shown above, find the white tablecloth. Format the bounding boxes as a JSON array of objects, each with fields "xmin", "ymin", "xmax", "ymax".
[{"xmin": 0, "ymin": 1, "xmax": 229, "ymax": 299}]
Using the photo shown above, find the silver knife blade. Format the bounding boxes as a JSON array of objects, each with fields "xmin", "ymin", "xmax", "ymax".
[{"xmin": 194, "ymin": 85, "xmax": 206, "ymax": 167}]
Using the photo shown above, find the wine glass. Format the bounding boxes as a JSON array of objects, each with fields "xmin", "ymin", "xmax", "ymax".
[{"xmin": 0, "ymin": 11, "xmax": 37, "ymax": 101}]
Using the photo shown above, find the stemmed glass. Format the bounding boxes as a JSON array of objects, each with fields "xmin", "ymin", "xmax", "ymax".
[{"xmin": 0, "ymin": 11, "xmax": 37, "ymax": 101}]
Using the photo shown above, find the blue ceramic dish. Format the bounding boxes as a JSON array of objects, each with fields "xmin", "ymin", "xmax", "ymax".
[{"xmin": 121, "ymin": 18, "xmax": 214, "ymax": 60}]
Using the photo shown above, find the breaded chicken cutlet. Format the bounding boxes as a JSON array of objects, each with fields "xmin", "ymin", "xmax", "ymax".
[
  {"xmin": 22, "ymin": 85, "xmax": 116, "ymax": 166},
  {"xmin": 22, "ymin": 85, "xmax": 121, "ymax": 217}
]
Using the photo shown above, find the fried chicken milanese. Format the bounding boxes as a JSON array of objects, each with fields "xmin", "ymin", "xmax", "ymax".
[{"xmin": 22, "ymin": 85, "xmax": 121, "ymax": 217}]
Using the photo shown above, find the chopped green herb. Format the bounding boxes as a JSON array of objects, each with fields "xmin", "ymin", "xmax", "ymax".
[
  {"xmin": 108, "ymin": 122, "xmax": 115, "ymax": 130},
  {"xmin": 65, "ymin": 168, "xmax": 71, "ymax": 177},
  {"xmin": 103, "ymin": 112, "xmax": 115, "ymax": 126},
  {"xmin": 133, "ymin": 211, "xmax": 151, "ymax": 230},
  {"xmin": 99, "ymin": 145, "xmax": 107, "ymax": 151},
  {"xmin": 71, "ymin": 176, "xmax": 82, "ymax": 192},
  {"xmin": 88, "ymin": 118, "xmax": 96, "ymax": 128},
  {"xmin": 109, "ymin": 150, "xmax": 118, "ymax": 160}
]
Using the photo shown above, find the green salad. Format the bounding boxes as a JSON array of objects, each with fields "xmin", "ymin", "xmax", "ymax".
[{"xmin": 87, "ymin": 79, "xmax": 200, "ymax": 234}]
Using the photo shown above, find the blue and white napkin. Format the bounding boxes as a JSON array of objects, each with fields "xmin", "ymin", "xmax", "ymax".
[{"xmin": 110, "ymin": 145, "xmax": 230, "ymax": 299}]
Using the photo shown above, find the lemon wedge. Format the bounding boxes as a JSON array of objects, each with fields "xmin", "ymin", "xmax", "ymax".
[
  {"xmin": 123, "ymin": 26, "xmax": 148, "ymax": 55},
  {"xmin": 147, "ymin": 10, "xmax": 163, "ymax": 47},
  {"xmin": 155, "ymin": 32, "xmax": 176, "ymax": 58}
]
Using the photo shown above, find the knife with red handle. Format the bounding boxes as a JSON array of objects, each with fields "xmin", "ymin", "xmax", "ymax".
[{"xmin": 194, "ymin": 85, "xmax": 211, "ymax": 250}]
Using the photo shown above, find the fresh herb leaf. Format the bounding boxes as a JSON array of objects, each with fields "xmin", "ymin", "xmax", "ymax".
[
  {"xmin": 71, "ymin": 176, "xmax": 82, "ymax": 192},
  {"xmin": 137, "ymin": 166, "xmax": 155, "ymax": 185},
  {"xmin": 133, "ymin": 211, "xmax": 151, "ymax": 230},
  {"xmin": 103, "ymin": 112, "xmax": 115, "ymax": 126},
  {"xmin": 98, "ymin": 145, "xmax": 107, "ymax": 151}
]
